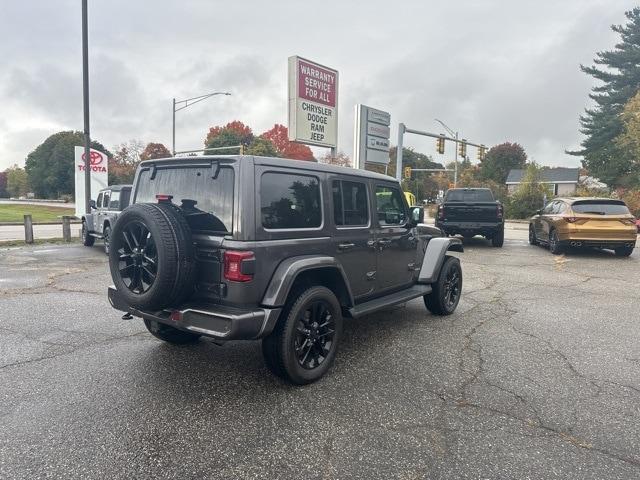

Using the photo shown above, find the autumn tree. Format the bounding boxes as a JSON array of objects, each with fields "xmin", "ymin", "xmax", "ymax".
[
  {"xmin": 261, "ymin": 124, "xmax": 315, "ymax": 160},
  {"xmin": 5, "ymin": 165, "xmax": 30, "ymax": 198},
  {"xmin": 140, "ymin": 142, "xmax": 172, "ymax": 160},
  {"xmin": 109, "ymin": 140, "xmax": 144, "ymax": 185},
  {"xmin": 479, "ymin": 142, "xmax": 527, "ymax": 184},
  {"xmin": 0, "ymin": 171, "xmax": 8, "ymax": 197},
  {"xmin": 204, "ymin": 121, "xmax": 253, "ymax": 153},
  {"xmin": 25, "ymin": 131, "xmax": 110, "ymax": 199},
  {"xmin": 569, "ymin": 8, "xmax": 640, "ymax": 187},
  {"xmin": 504, "ymin": 163, "xmax": 551, "ymax": 219}
]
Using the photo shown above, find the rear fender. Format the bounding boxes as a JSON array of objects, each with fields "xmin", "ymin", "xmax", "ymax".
[
  {"xmin": 261, "ymin": 255, "xmax": 354, "ymax": 308},
  {"xmin": 418, "ymin": 237, "xmax": 463, "ymax": 284}
]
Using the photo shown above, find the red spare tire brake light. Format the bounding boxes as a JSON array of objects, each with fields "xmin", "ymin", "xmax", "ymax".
[{"xmin": 224, "ymin": 251, "xmax": 255, "ymax": 282}]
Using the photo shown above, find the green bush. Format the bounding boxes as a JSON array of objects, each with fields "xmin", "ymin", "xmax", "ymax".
[{"xmin": 504, "ymin": 163, "xmax": 551, "ymax": 219}]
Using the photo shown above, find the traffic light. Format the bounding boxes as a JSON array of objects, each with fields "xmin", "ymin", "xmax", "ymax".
[
  {"xmin": 458, "ymin": 139, "xmax": 467, "ymax": 158},
  {"xmin": 477, "ymin": 144, "xmax": 487, "ymax": 161},
  {"xmin": 403, "ymin": 166, "xmax": 412, "ymax": 179},
  {"xmin": 436, "ymin": 135, "xmax": 445, "ymax": 155}
]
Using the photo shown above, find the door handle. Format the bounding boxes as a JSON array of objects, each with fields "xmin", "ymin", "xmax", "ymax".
[
  {"xmin": 338, "ymin": 242, "xmax": 355, "ymax": 251},
  {"xmin": 367, "ymin": 239, "xmax": 377, "ymax": 249},
  {"xmin": 378, "ymin": 239, "xmax": 392, "ymax": 247}
]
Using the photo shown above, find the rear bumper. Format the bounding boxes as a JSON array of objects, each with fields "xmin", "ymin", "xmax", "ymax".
[
  {"xmin": 436, "ymin": 221, "xmax": 503, "ymax": 234},
  {"xmin": 108, "ymin": 286, "xmax": 281, "ymax": 340},
  {"xmin": 559, "ymin": 238, "xmax": 636, "ymax": 249}
]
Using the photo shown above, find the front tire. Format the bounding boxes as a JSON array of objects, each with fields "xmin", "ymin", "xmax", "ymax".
[
  {"xmin": 529, "ymin": 225, "xmax": 538, "ymax": 245},
  {"xmin": 424, "ymin": 256, "xmax": 462, "ymax": 316},
  {"xmin": 103, "ymin": 224, "xmax": 111, "ymax": 255},
  {"xmin": 262, "ymin": 286, "xmax": 342, "ymax": 385},
  {"xmin": 81, "ymin": 221, "xmax": 95, "ymax": 246},
  {"xmin": 614, "ymin": 246, "xmax": 634, "ymax": 257},
  {"xmin": 144, "ymin": 319, "xmax": 200, "ymax": 344}
]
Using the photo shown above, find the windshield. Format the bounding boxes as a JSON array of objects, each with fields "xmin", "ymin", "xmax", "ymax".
[
  {"xmin": 445, "ymin": 189, "xmax": 494, "ymax": 202},
  {"xmin": 571, "ymin": 200, "xmax": 630, "ymax": 215},
  {"xmin": 134, "ymin": 165, "xmax": 234, "ymax": 233}
]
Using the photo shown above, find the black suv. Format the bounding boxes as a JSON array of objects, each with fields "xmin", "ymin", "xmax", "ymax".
[{"xmin": 107, "ymin": 156, "xmax": 464, "ymax": 384}]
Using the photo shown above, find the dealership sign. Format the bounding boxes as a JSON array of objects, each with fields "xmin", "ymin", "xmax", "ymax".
[
  {"xmin": 288, "ymin": 56, "xmax": 339, "ymax": 148},
  {"xmin": 74, "ymin": 146, "xmax": 108, "ymax": 217},
  {"xmin": 354, "ymin": 104, "xmax": 391, "ymax": 168}
]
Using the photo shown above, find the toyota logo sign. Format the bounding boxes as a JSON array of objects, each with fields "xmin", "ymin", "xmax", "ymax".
[{"xmin": 81, "ymin": 150, "xmax": 104, "ymax": 166}]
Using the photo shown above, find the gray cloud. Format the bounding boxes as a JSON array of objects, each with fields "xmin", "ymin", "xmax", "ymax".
[{"xmin": 0, "ymin": 0, "xmax": 633, "ymax": 170}]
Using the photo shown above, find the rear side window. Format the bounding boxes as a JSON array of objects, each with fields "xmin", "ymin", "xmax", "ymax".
[
  {"xmin": 333, "ymin": 180, "xmax": 369, "ymax": 227},
  {"xmin": 135, "ymin": 166, "xmax": 234, "ymax": 233},
  {"xmin": 572, "ymin": 200, "xmax": 630, "ymax": 215},
  {"xmin": 445, "ymin": 189, "xmax": 494, "ymax": 202},
  {"xmin": 261, "ymin": 172, "xmax": 322, "ymax": 229},
  {"xmin": 108, "ymin": 191, "xmax": 121, "ymax": 210}
]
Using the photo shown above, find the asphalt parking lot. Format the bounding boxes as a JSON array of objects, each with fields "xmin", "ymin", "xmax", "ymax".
[{"xmin": 1, "ymin": 232, "xmax": 638, "ymax": 479}]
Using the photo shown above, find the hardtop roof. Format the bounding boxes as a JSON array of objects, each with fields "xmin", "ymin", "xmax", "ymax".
[{"xmin": 137, "ymin": 155, "xmax": 397, "ymax": 183}]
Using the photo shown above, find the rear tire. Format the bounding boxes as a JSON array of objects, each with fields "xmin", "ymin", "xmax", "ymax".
[
  {"xmin": 262, "ymin": 286, "xmax": 342, "ymax": 385},
  {"xmin": 549, "ymin": 229, "xmax": 563, "ymax": 255},
  {"xmin": 614, "ymin": 246, "xmax": 634, "ymax": 257},
  {"xmin": 144, "ymin": 319, "xmax": 200, "ymax": 344},
  {"xmin": 81, "ymin": 221, "xmax": 95, "ymax": 246},
  {"xmin": 424, "ymin": 256, "xmax": 462, "ymax": 316},
  {"xmin": 491, "ymin": 228, "xmax": 504, "ymax": 248}
]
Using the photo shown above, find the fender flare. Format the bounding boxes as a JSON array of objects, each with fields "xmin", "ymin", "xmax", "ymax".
[
  {"xmin": 82, "ymin": 215, "xmax": 95, "ymax": 233},
  {"xmin": 261, "ymin": 255, "xmax": 354, "ymax": 308},
  {"xmin": 418, "ymin": 237, "xmax": 463, "ymax": 284}
]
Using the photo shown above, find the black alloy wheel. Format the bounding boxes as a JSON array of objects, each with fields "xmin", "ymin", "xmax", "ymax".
[
  {"xmin": 294, "ymin": 300, "xmax": 336, "ymax": 370},
  {"xmin": 424, "ymin": 256, "xmax": 463, "ymax": 315},
  {"xmin": 262, "ymin": 286, "xmax": 343, "ymax": 384},
  {"xmin": 117, "ymin": 221, "xmax": 158, "ymax": 294}
]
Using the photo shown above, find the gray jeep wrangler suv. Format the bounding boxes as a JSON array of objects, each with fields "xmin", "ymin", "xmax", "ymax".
[{"xmin": 107, "ymin": 155, "xmax": 463, "ymax": 384}]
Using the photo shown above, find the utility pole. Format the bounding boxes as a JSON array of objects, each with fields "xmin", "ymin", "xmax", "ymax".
[
  {"xmin": 396, "ymin": 123, "xmax": 405, "ymax": 181},
  {"xmin": 172, "ymin": 98, "xmax": 176, "ymax": 156},
  {"xmin": 81, "ymin": 0, "xmax": 91, "ymax": 214}
]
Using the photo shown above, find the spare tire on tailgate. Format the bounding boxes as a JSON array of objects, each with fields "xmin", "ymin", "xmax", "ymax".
[{"xmin": 108, "ymin": 202, "xmax": 196, "ymax": 310}]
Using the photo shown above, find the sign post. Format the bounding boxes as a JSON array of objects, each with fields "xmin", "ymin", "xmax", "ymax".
[
  {"xmin": 354, "ymin": 104, "xmax": 391, "ymax": 171},
  {"xmin": 74, "ymin": 147, "xmax": 108, "ymax": 218},
  {"xmin": 288, "ymin": 56, "xmax": 339, "ymax": 155}
]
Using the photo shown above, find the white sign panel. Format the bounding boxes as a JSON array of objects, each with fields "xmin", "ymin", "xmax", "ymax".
[
  {"xmin": 288, "ymin": 56, "xmax": 339, "ymax": 148},
  {"xmin": 74, "ymin": 146, "xmax": 108, "ymax": 217},
  {"xmin": 354, "ymin": 104, "xmax": 391, "ymax": 168}
]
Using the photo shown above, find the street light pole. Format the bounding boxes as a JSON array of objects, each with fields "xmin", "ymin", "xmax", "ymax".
[
  {"xmin": 81, "ymin": 0, "xmax": 91, "ymax": 214},
  {"xmin": 435, "ymin": 119, "xmax": 459, "ymax": 188},
  {"xmin": 172, "ymin": 92, "xmax": 231, "ymax": 156}
]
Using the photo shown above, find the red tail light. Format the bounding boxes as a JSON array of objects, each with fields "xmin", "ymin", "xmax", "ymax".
[
  {"xmin": 497, "ymin": 205, "xmax": 503, "ymax": 219},
  {"xmin": 224, "ymin": 250, "xmax": 255, "ymax": 282},
  {"xmin": 156, "ymin": 194, "xmax": 173, "ymax": 203},
  {"xmin": 621, "ymin": 218, "xmax": 636, "ymax": 226},
  {"xmin": 564, "ymin": 217, "xmax": 579, "ymax": 223},
  {"xmin": 438, "ymin": 205, "xmax": 445, "ymax": 220}
]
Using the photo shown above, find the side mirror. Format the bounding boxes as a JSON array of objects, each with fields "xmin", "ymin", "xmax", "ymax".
[
  {"xmin": 89, "ymin": 199, "xmax": 96, "ymax": 210},
  {"xmin": 409, "ymin": 206, "xmax": 425, "ymax": 226}
]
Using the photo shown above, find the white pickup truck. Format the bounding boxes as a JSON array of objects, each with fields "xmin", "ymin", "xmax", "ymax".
[{"xmin": 81, "ymin": 185, "xmax": 132, "ymax": 254}]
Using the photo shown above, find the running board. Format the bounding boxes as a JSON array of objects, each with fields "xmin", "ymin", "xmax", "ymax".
[{"xmin": 348, "ymin": 284, "xmax": 432, "ymax": 319}]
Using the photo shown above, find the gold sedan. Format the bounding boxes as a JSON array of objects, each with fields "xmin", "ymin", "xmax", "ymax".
[{"xmin": 529, "ymin": 198, "xmax": 637, "ymax": 257}]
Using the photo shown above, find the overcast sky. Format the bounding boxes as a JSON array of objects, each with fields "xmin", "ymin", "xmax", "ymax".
[{"xmin": 0, "ymin": 0, "xmax": 633, "ymax": 171}]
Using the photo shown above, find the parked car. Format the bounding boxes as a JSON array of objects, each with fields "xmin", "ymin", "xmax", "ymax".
[
  {"xmin": 106, "ymin": 155, "xmax": 464, "ymax": 384},
  {"xmin": 528, "ymin": 197, "xmax": 637, "ymax": 256},
  {"xmin": 636, "ymin": 218, "xmax": 640, "ymax": 233},
  {"xmin": 81, "ymin": 185, "xmax": 132, "ymax": 254},
  {"xmin": 435, "ymin": 188, "xmax": 505, "ymax": 247}
]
